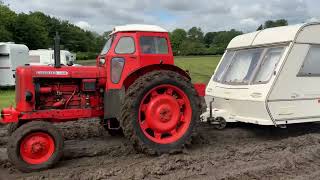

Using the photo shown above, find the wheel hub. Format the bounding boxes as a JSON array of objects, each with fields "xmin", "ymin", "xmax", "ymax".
[
  {"xmin": 139, "ymin": 84, "xmax": 193, "ymax": 144},
  {"xmin": 159, "ymin": 107, "xmax": 172, "ymax": 122},
  {"xmin": 20, "ymin": 132, "xmax": 55, "ymax": 165},
  {"xmin": 145, "ymin": 95, "xmax": 180, "ymax": 132}
]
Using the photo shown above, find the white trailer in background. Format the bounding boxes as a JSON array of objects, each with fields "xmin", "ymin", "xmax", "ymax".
[
  {"xmin": 0, "ymin": 43, "xmax": 29, "ymax": 87},
  {"xmin": 29, "ymin": 49, "xmax": 76, "ymax": 66},
  {"xmin": 202, "ymin": 22, "xmax": 320, "ymax": 128}
]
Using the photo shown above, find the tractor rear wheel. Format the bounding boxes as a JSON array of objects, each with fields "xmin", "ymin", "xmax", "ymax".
[
  {"xmin": 120, "ymin": 70, "xmax": 201, "ymax": 154},
  {"xmin": 7, "ymin": 121, "xmax": 64, "ymax": 172}
]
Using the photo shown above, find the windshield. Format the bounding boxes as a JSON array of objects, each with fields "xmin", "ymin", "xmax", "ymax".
[
  {"xmin": 100, "ymin": 35, "xmax": 114, "ymax": 55},
  {"xmin": 213, "ymin": 46, "xmax": 285, "ymax": 84}
]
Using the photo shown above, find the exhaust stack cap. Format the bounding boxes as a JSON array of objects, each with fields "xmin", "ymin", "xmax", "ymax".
[{"xmin": 54, "ymin": 32, "xmax": 61, "ymax": 68}]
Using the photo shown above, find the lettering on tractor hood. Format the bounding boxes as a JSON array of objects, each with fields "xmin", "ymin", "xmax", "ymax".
[{"xmin": 36, "ymin": 71, "xmax": 69, "ymax": 75}]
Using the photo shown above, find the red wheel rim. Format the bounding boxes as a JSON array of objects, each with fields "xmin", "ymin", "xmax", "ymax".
[
  {"xmin": 20, "ymin": 132, "xmax": 55, "ymax": 165},
  {"xmin": 139, "ymin": 84, "xmax": 192, "ymax": 144}
]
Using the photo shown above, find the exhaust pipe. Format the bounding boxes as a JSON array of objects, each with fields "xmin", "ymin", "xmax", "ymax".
[{"xmin": 54, "ymin": 32, "xmax": 61, "ymax": 68}]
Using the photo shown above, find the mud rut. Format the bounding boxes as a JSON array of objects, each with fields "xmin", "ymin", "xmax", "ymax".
[{"xmin": 1, "ymin": 119, "xmax": 320, "ymax": 180}]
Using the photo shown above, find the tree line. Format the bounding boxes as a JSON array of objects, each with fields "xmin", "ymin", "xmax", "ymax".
[
  {"xmin": 0, "ymin": 2, "xmax": 288, "ymax": 59},
  {"xmin": 170, "ymin": 19, "xmax": 288, "ymax": 56},
  {"xmin": 0, "ymin": 3, "xmax": 106, "ymax": 59}
]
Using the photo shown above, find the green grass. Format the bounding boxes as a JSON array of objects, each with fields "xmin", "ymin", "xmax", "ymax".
[
  {"xmin": 175, "ymin": 55, "xmax": 220, "ymax": 83},
  {"xmin": 0, "ymin": 56, "xmax": 221, "ymax": 110},
  {"xmin": 0, "ymin": 89, "xmax": 15, "ymax": 111}
]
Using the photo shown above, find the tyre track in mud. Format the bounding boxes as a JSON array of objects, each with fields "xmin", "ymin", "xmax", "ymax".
[{"xmin": 1, "ymin": 120, "xmax": 320, "ymax": 179}]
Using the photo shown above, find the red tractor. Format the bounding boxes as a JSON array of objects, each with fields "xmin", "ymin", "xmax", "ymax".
[{"xmin": 1, "ymin": 25, "xmax": 205, "ymax": 172}]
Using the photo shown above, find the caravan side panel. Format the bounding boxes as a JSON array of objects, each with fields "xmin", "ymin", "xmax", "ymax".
[
  {"xmin": 0, "ymin": 45, "xmax": 14, "ymax": 86},
  {"xmin": 267, "ymin": 43, "xmax": 320, "ymax": 123},
  {"xmin": 296, "ymin": 24, "xmax": 320, "ymax": 44}
]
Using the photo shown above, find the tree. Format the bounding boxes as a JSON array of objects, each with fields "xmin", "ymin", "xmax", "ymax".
[
  {"xmin": 180, "ymin": 40, "xmax": 206, "ymax": 56},
  {"xmin": 204, "ymin": 29, "xmax": 242, "ymax": 54},
  {"xmin": 0, "ymin": 4, "xmax": 16, "ymax": 42},
  {"xmin": 0, "ymin": 25, "xmax": 12, "ymax": 41},
  {"xmin": 187, "ymin": 27, "xmax": 204, "ymax": 42},
  {"xmin": 256, "ymin": 24, "xmax": 263, "ymax": 31},
  {"xmin": 204, "ymin": 32, "xmax": 217, "ymax": 47},
  {"xmin": 12, "ymin": 14, "xmax": 49, "ymax": 49},
  {"xmin": 170, "ymin": 28, "xmax": 187, "ymax": 55},
  {"xmin": 258, "ymin": 19, "xmax": 288, "ymax": 30}
]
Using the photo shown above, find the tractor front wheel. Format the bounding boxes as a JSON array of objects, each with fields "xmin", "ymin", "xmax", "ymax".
[
  {"xmin": 120, "ymin": 70, "xmax": 201, "ymax": 154},
  {"xmin": 7, "ymin": 121, "xmax": 64, "ymax": 172}
]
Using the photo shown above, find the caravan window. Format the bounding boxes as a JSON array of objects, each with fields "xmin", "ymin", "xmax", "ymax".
[
  {"xmin": 213, "ymin": 51, "xmax": 234, "ymax": 82},
  {"xmin": 254, "ymin": 47, "xmax": 284, "ymax": 83},
  {"xmin": 213, "ymin": 46, "xmax": 286, "ymax": 85},
  {"xmin": 223, "ymin": 48, "xmax": 263, "ymax": 83},
  {"xmin": 298, "ymin": 46, "xmax": 320, "ymax": 76}
]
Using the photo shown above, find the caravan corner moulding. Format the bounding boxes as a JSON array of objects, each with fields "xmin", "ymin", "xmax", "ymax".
[
  {"xmin": 0, "ymin": 43, "xmax": 29, "ymax": 87},
  {"xmin": 202, "ymin": 22, "xmax": 320, "ymax": 127}
]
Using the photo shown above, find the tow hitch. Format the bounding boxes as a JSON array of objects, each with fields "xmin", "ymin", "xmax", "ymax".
[{"xmin": 207, "ymin": 98, "xmax": 227, "ymax": 130}]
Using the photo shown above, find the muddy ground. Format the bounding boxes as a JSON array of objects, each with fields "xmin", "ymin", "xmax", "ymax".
[{"xmin": 0, "ymin": 119, "xmax": 320, "ymax": 180}]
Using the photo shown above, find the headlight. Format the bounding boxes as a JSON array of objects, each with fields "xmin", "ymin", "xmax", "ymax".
[
  {"xmin": 99, "ymin": 58, "xmax": 106, "ymax": 65},
  {"xmin": 111, "ymin": 58, "xmax": 125, "ymax": 83}
]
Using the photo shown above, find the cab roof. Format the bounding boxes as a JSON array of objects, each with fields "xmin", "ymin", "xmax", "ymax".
[
  {"xmin": 227, "ymin": 22, "xmax": 320, "ymax": 49},
  {"xmin": 110, "ymin": 24, "xmax": 168, "ymax": 35}
]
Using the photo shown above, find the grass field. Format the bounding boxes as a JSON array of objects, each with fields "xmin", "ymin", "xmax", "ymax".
[{"xmin": 0, "ymin": 56, "xmax": 221, "ymax": 110}]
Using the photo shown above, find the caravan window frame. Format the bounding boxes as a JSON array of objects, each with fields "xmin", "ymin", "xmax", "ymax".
[
  {"xmin": 222, "ymin": 48, "xmax": 264, "ymax": 85},
  {"xmin": 297, "ymin": 44, "xmax": 320, "ymax": 77},
  {"xmin": 252, "ymin": 46, "xmax": 286, "ymax": 84},
  {"xmin": 213, "ymin": 44, "xmax": 287, "ymax": 85}
]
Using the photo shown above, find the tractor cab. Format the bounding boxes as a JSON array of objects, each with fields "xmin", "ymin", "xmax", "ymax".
[{"xmin": 97, "ymin": 24, "xmax": 175, "ymax": 89}]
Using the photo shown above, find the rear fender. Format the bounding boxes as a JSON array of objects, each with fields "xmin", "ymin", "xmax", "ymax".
[{"xmin": 123, "ymin": 64, "xmax": 191, "ymax": 89}]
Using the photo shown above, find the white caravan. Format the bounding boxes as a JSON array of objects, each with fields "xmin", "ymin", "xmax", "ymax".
[
  {"xmin": 202, "ymin": 22, "xmax": 320, "ymax": 127},
  {"xmin": 29, "ymin": 49, "xmax": 76, "ymax": 66},
  {"xmin": 0, "ymin": 43, "xmax": 29, "ymax": 87}
]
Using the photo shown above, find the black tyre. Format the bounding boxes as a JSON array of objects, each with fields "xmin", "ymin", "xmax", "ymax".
[
  {"xmin": 7, "ymin": 121, "xmax": 27, "ymax": 135},
  {"xmin": 7, "ymin": 121, "xmax": 64, "ymax": 172},
  {"xmin": 103, "ymin": 118, "xmax": 124, "ymax": 136},
  {"xmin": 214, "ymin": 117, "xmax": 227, "ymax": 130},
  {"xmin": 7, "ymin": 123, "xmax": 20, "ymax": 136},
  {"xmin": 120, "ymin": 70, "xmax": 201, "ymax": 154}
]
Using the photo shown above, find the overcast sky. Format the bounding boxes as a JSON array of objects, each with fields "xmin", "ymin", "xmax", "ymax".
[{"xmin": 3, "ymin": 0, "xmax": 320, "ymax": 34}]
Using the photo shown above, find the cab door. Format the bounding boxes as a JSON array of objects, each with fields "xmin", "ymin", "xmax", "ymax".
[
  {"xmin": 137, "ymin": 32, "xmax": 174, "ymax": 66},
  {"xmin": 106, "ymin": 32, "xmax": 140, "ymax": 89}
]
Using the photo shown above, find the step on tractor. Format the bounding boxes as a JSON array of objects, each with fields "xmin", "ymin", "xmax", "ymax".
[{"xmin": 0, "ymin": 24, "xmax": 205, "ymax": 172}]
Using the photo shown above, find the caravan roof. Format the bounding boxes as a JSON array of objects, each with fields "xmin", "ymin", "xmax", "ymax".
[{"xmin": 227, "ymin": 22, "xmax": 320, "ymax": 49}]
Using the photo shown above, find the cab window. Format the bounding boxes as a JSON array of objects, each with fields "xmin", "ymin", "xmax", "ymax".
[
  {"xmin": 115, "ymin": 37, "xmax": 135, "ymax": 54},
  {"xmin": 140, "ymin": 37, "xmax": 168, "ymax": 54},
  {"xmin": 101, "ymin": 35, "xmax": 114, "ymax": 55}
]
